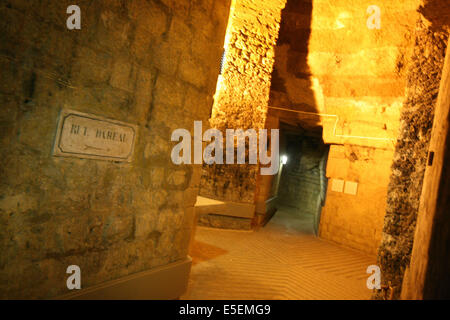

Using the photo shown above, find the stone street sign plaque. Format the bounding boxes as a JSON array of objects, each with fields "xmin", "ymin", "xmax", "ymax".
[{"xmin": 53, "ymin": 109, "xmax": 138, "ymax": 162}]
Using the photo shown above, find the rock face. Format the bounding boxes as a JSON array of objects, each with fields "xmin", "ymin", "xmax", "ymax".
[
  {"xmin": 375, "ymin": 17, "xmax": 449, "ymax": 300},
  {"xmin": 270, "ymin": 0, "xmax": 423, "ymax": 255},
  {"xmin": 0, "ymin": 0, "xmax": 230, "ymax": 299}
]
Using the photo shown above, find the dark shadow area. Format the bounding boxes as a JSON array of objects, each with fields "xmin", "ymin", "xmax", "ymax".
[{"xmin": 419, "ymin": 0, "xmax": 450, "ymax": 31}]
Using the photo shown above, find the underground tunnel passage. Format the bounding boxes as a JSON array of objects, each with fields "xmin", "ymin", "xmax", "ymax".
[
  {"xmin": 276, "ymin": 127, "xmax": 329, "ymax": 235},
  {"xmin": 0, "ymin": 0, "xmax": 450, "ymax": 302}
]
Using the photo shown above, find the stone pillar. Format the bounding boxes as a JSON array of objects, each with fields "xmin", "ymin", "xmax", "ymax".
[
  {"xmin": 374, "ymin": 16, "xmax": 448, "ymax": 300},
  {"xmin": 401, "ymin": 33, "xmax": 450, "ymax": 300},
  {"xmin": 199, "ymin": 0, "xmax": 286, "ymax": 221}
]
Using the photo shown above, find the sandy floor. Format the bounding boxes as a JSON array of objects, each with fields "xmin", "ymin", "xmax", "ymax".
[{"xmin": 182, "ymin": 206, "xmax": 376, "ymax": 300}]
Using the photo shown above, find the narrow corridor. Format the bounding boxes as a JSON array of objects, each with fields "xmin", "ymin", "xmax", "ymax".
[{"xmin": 182, "ymin": 207, "xmax": 376, "ymax": 300}]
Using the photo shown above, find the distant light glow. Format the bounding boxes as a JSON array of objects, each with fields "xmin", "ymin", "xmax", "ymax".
[{"xmin": 281, "ymin": 155, "xmax": 288, "ymax": 165}]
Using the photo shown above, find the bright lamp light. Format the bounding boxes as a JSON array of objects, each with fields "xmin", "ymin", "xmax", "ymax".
[{"xmin": 281, "ymin": 155, "xmax": 288, "ymax": 165}]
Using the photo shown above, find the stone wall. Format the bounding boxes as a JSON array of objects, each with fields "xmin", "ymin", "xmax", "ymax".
[
  {"xmin": 254, "ymin": 114, "xmax": 280, "ymax": 225},
  {"xmin": 199, "ymin": 0, "xmax": 286, "ymax": 207},
  {"xmin": 271, "ymin": 0, "xmax": 422, "ymax": 254},
  {"xmin": 374, "ymin": 16, "xmax": 449, "ymax": 300},
  {"xmin": 0, "ymin": 0, "xmax": 230, "ymax": 299},
  {"xmin": 278, "ymin": 135, "xmax": 326, "ymax": 218},
  {"xmin": 319, "ymin": 145, "xmax": 394, "ymax": 255},
  {"xmin": 271, "ymin": 0, "xmax": 422, "ymax": 148}
]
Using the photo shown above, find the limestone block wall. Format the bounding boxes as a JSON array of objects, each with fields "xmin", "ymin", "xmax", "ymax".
[
  {"xmin": 254, "ymin": 115, "xmax": 280, "ymax": 224},
  {"xmin": 374, "ymin": 16, "xmax": 449, "ymax": 300},
  {"xmin": 270, "ymin": 0, "xmax": 425, "ymax": 254},
  {"xmin": 199, "ymin": 0, "xmax": 286, "ymax": 206},
  {"xmin": 319, "ymin": 145, "xmax": 394, "ymax": 255},
  {"xmin": 271, "ymin": 0, "xmax": 423, "ymax": 148},
  {"xmin": 278, "ymin": 136, "xmax": 326, "ymax": 217},
  {"xmin": 270, "ymin": 0, "xmax": 319, "ymax": 129},
  {"xmin": 0, "ymin": 0, "xmax": 230, "ymax": 299},
  {"xmin": 309, "ymin": 0, "xmax": 422, "ymax": 149}
]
